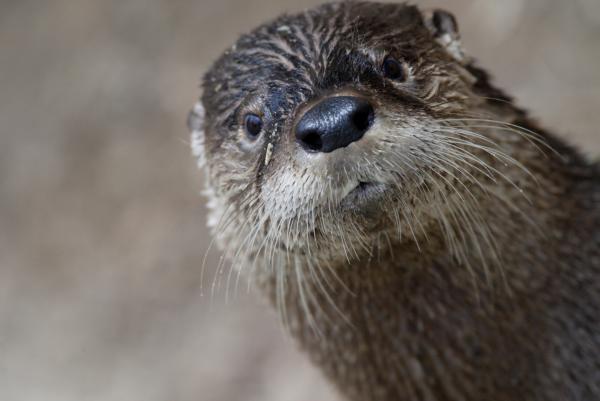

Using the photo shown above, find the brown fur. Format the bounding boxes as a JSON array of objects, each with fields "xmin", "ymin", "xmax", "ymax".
[{"xmin": 190, "ymin": 2, "xmax": 600, "ymax": 400}]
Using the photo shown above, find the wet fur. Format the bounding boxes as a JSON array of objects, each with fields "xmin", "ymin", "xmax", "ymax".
[{"xmin": 190, "ymin": 2, "xmax": 600, "ymax": 400}]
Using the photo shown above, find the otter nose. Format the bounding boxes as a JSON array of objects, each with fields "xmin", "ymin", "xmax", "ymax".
[{"xmin": 295, "ymin": 96, "xmax": 374, "ymax": 153}]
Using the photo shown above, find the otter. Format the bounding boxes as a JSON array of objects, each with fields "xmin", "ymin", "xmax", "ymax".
[{"xmin": 188, "ymin": 2, "xmax": 600, "ymax": 400}]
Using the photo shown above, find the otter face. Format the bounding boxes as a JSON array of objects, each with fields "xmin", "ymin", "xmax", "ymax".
[{"xmin": 190, "ymin": 2, "xmax": 512, "ymax": 266}]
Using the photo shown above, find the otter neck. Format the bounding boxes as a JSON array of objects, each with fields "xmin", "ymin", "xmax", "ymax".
[{"xmin": 256, "ymin": 210, "xmax": 570, "ymax": 401}]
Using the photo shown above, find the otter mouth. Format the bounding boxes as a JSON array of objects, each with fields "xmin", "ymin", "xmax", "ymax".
[{"xmin": 340, "ymin": 181, "xmax": 386, "ymax": 209}]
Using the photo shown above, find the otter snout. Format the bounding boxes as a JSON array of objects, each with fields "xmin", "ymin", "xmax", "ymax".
[{"xmin": 295, "ymin": 96, "xmax": 374, "ymax": 153}]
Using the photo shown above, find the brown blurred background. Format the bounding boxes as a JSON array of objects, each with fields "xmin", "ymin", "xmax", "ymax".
[{"xmin": 0, "ymin": 0, "xmax": 598, "ymax": 400}]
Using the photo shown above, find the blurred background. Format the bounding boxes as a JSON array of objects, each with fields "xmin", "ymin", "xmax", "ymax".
[{"xmin": 0, "ymin": 0, "xmax": 598, "ymax": 400}]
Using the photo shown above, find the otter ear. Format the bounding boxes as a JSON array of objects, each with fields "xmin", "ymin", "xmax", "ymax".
[
  {"xmin": 188, "ymin": 101, "xmax": 206, "ymax": 168},
  {"xmin": 425, "ymin": 9, "xmax": 468, "ymax": 63}
]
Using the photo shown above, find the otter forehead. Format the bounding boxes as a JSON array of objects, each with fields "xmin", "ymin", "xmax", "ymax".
[{"xmin": 202, "ymin": 2, "xmax": 433, "ymax": 131}]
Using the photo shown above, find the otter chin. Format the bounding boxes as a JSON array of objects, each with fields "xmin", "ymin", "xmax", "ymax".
[
  {"xmin": 340, "ymin": 181, "xmax": 387, "ymax": 210},
  {"xmin": 189, "ymin": 2, "xmax": 599, "ymax": 401}
]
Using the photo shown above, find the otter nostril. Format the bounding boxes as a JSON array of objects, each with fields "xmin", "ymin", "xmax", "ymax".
[
  {"xmin": 352, "ymin": 103, "xmax": 375, "ymax": 132},
  {"xmin": 302, "ymin": 131, "xmax": 323, "ymax": 151}
]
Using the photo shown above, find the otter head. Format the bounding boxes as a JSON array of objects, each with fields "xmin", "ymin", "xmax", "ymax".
[{"xmin": 190, "ymin": 2, "xmax": 527, "ymax": 272}]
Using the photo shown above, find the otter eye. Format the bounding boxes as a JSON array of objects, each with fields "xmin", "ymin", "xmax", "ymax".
[
  {"xmin": 244, "ymin": 113, "xmax": 263, "ymax": 138},
  {"xmin": 382, "ymin": 56, "xmax": 406, "ymax": 81}
]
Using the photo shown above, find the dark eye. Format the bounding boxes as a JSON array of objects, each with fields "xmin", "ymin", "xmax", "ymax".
[
  {"xmin": 381, "ymin": 56, "xmax": 406, "ymax": 81},
  {"xmin": 244, "ymin": 113, "xmax": 263, "ymax": 138}
]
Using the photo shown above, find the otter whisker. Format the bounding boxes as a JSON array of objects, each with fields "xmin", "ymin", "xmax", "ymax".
[
  {"xmin": 441, "ymin": 117, "xmax": 561, "ymax": 156},
  {"xmin": 434, "ymin": 136, "xmax": 537, "ymax": 197},
  {"xmin": 406, "ymin": 144, "xmax": 503, "ymax": 275}
]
